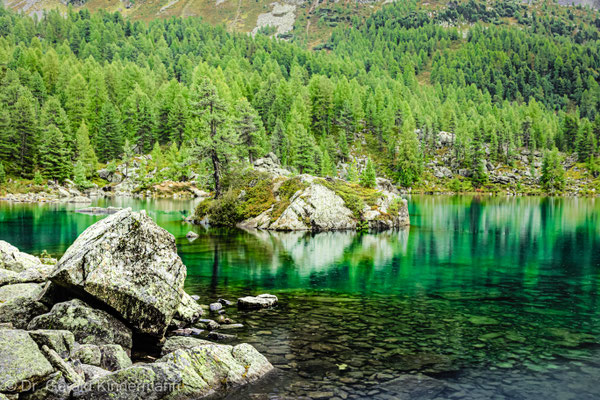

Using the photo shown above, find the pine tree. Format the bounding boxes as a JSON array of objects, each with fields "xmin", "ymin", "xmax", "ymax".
[
  {"xmin": 293, "ymin": 125, "xmax": 316, "ymax": 174},
  {"xmin": 395, "ymin": 110, "xmax": 423, "ymax": 187},
  {"xmin": 97, "ymin": 102, "xmax": 123, "ymax": 162},
  {"xmin": 41, "ymin": 96, "xmax": 73, "ymax": 157},
  {"xmin": 65, "ymin": 73, "xmax": 88, "ymax": 131},
  {"xmin": 470, "ymin": 122, "xmax": 488, "ymax": 188},
  {"xmin": 124, "ymin": 86, "xmax": 155, "ymax": 154},
  {"xmin": 168, "ymin": 93, "xmax": 188, "ymax": 147},
  {"xmin": 347, "ymin": 161, "xmax": 359, "ymax": 183},
  {"xmin": 75, "ymin": 121, "xmax": 98, "ymax": 177},
  {"xmin": 39, "ymin": 125, "xmax": 71, "ymax": 182},
  {"xmin": 234, "ymin": 99, "xmax": 268, "ymax": 163},
  {"xmin": 73, "ymin": 160, "xmax": 91, "ymax": 189},
  {"xmin": 541, "ymin": 148, "xmax": 565, "ymax": 192},
  {"xmin": 190, "ymin": 77, "xmax": 237, "ymax": 198},
  {"xmin": 0, "ymin": 109, "xmax": 16, "ymax": 171},
  {"xmin": 151, "ymin": 141, "xmax": 165, "ymax": 170},
  {"xmin": 577, "ymin": 120, "xmax": 596, "ymax": 162},
  {"xmin": 360, "ymin": 158, "xmax": 376, "ymax": 188},
  {"xmin": 0, "ymin": 162, "xmax": 6, "ymax": 184},
  {"xmin": 12, "ymin": 91, "xmax": 38, "ymax": 178},
  {"xmin": 271, "ymin": 118, "xmax": 289, "ymax": 165}
]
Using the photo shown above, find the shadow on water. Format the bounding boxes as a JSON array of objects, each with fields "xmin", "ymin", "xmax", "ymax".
[{"xmin": 1, "ymin": 195, "xmax": 600, "ymax": 399}]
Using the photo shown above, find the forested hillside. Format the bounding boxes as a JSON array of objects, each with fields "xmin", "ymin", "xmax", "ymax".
[{"xmin": 0, "ymin": 0, "xmax": 599, "ymax": 195}]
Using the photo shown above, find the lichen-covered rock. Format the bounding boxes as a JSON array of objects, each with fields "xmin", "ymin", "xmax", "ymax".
[
  {"xmin": 0, "ymin": 329, "xmax": 54, "ymax": 393},
  {"xmin": 156, "ymin": 342, "xmax": 274, "ymax": 398},
  {"xmin": 27, "ymin": 299, "xmax": 132, "ymax": 352},
  {"xmin": 19, "ymin": 371, "xmax": 69, "ymax": 400},
  {"xmin": 269, "ymin": 183, "xmax": 356, "ymax": 231},
  {"xmin": 71, "ymin": 344, "xmax": 101, "ymax": 366},
  {"xmin": 173, "ymin": 292, "xmax": 203, "ymax": 325},
  {"xmin": 0, "ymin": 241, "xmax": 54, "ymax": 286},
  {"xmin": 71, "ymin": 363, "xmax": 182, "ymax": 400},
  {"xmin": 80, "ymin": 364, "xmax": 110, "ymax": 381},
  {"xmin": 160, "ymin": 336, "xmax": 213, "ymax": 356},
  {"xmin": 51, "ymin": 209, "xmax": 187, "ymax": 337},
  {"xmin": 99, "ymin": 344, "xmax": 132, "ymax": 371},
  {"xmin": 28, "ymin": 330, "xmax": 75, "ymax": 359},
  {"xmin": 238, "ymin": 294, "xmax": 278, "ymax": 309},
  {"xmin": 0, "ymin": 283, "xmax": 48, "ymax": 328}
]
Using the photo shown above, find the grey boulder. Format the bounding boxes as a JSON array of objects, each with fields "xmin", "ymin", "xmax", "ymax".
[
  {"xmin": 237, "ymin": 294, "xmax": 278, "ymax": 309},
  {"xmin": 27, "ymin": 299, "xmax": 132, "ymax": 352},
  {"xmin": 0, "ymin": 241, "xmax": 54, "ymax": 286},
  {"xmin": 0, "ymin": 329, "xmax": 54, "ymax": 393},
  {"xmin": 0, "ymin": 283, "xmax": 48, "ymax": 328},
  {"xmin": 51, "ymin": 209, "xmax": 187, "ymax": 337}
]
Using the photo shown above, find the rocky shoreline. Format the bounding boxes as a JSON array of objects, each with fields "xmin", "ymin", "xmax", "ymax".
[{"xmin": 0, "ymin": 209, "xmax": 275, "ymax": 399}]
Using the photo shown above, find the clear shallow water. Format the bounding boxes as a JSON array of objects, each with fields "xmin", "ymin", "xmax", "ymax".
[{"xmin": 1, "ymin": 196, "xmax": 600, "ymax": 399}]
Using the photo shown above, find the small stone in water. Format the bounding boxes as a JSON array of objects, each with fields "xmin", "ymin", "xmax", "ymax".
[
  {"xmin": 171, "ymin": 327, "xmax": 203, "ymax": 336},
  {"xmin": 190, "ymin": 295, "xmax": 200, "ymax": 301},
  {"xmin": 468, "ymin": 316, "xmax": 500, "ymax": 325},
  {"xmin": 218, "ymin": 298, "xmax": 233, "ymax": 306},
  {"xmin": 209, "ymin": 302, "xmax": 222, "ymax": 312}
]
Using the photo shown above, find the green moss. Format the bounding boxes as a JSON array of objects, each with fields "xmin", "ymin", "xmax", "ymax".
[
  {"xmin": 317, "ymin": 179, "xmax": 382, "ymax": 220},
  {"xmin": 193, "ymin": 170, "xmax": 276, "ymax": 226}
]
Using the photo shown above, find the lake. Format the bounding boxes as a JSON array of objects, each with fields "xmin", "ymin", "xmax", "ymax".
[{"xmin": 1, "ymin": 195, "xmax": 599, "ymax": 399}]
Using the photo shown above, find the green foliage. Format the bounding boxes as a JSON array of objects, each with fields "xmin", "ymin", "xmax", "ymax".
[
  {"xmin": 73, "ymin": 160, "xmax": 93, "ymax": 189},
  {"xmin": 33, "ymin": 171, "xmax": 43, "ymax": 186},
  {"xmin": 0, "ymin": 162, "xmax": 6, "ymax": 184},
  {"xmin": 541, "ymin": 148, "xmax": 565, "ymax": 193},
  {"xmin": 360, "ymin": 158, "xmax": 376, "ymax": 188},
  {"xmin": 39, "ymin": 125, "xmax": 71, "ymax": 182},
  {"xmin": 319, "ymin": 178, "xmax": 381, "ymax": 220}
]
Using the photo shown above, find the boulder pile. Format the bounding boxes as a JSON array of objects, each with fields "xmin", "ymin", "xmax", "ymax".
[{"xmin": 0, "ymin": 209, "xmax": 273, "ymax": 399}]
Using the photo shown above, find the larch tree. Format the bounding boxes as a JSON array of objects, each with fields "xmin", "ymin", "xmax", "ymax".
[
  {"xmin": 234, "ymin": 98, "xmax": 268, "ymax": 163},
  {"xmin": 190, "ymin": 77, "xmax": 237, "ymax": 198}
]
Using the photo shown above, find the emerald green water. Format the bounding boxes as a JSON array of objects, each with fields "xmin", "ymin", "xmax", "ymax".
[{"xmin": 1, "ymin": 196, "xmax": 600, "ymax": 399}]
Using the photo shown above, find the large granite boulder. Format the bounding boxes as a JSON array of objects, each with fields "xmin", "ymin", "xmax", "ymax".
[
  {"xmin": 28, "ymin": 329, "xmax": 75, "ymax": 359},
  {"xmin": 0, "ymin": 241, "xmax": 54, "ymax": 286},
  {"xmin": 0, "ymin": 283, "xmax": 48, "ymax": 328},
  {"xmin": 27, "ymin": 299, "xmax": 132, "ymax": 352},
  {"xmin": 0, "ymin": 329, "xmax": 54, "ymax": 393},
  {"xmin": 71, "ymin": 363, "xmax": 182, "ymax": 400},
  {"xmin": 51, "ymin": 209, "xmax": 187, "ymax": 337},
  {"xmin": 157, "ymin": 343, "xmax": 274, "ymax": 398},
  {"xmin": 269, "ymin": 183, "xmax": 356, "ymax": 231}
]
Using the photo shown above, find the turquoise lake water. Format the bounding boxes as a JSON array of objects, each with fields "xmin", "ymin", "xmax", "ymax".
[{"xmin": 1, "ymin": 195, "xmax": 599, "ymax": 399}]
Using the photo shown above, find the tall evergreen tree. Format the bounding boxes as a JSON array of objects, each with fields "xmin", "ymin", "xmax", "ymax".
[
  {"xmin": 97, "ymin": 102, "xmax": 123, "ymax": 162},
  {"xmin": 75, "ymin": 121, "xmax": 98, "ymax": 176},
  {"xmin": 234, "ymin": 98, "xmax": 267, "ymax": 163},
  {"xmin": 293, "ymin": 125, "xmax": 316, "ymax": 174},
  {"xmin": 12, "ymin": 90, "xmax": 38, "ymax": 178},
  {"xmin": 65, "ymin": 73, "xmax": 88, "ymax": 131},
  {"xmin": 0, "ymin": 109, "xmax": 16, "ymax": 171},
  {"xmin": 395, "ymin": 110, "xmax": 423, "ymax": 187},
  {"xmin": 360, "ymin": 158, "xmax": 376, "ymax": 188},
  {"xmin": 190, "ymin": 77, "xmax": 237, "ymax": 198},
  {"xmin": 39, "ymin": 125, "xmax": 71, "ymax": 182}
]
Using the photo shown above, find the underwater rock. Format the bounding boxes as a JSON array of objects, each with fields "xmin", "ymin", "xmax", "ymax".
[
  {"xmin": 209, "ymin": 302, "xmax": 222, "ymax": 312},
  {"xmin": 51, "ymin": 209, "xmax": 187, "ymax": 338},
  {"xmin": 74, "ymin": 207, "xmax": 123, "ymax": 215},
  {"xmin": 378, "ymin": 374, "xmax": 450, "ymax": 399}
]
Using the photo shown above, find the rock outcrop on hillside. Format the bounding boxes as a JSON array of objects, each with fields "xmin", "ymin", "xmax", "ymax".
[
  {"xmin": 195, "ymin": 155, "xmax": 410, "ymax": 231},
  {"xmin": 0, "ymin": 211, "xmax": 273, "ymax": 399}
]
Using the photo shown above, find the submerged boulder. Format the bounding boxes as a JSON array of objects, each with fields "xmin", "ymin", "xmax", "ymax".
[
  {"xmin": 27, "ymin": 299, "xmax": 132, "ymax": 352},
  {"xmin": 0, "ymin": 329, "xmax": 55, "ymax": 393},
  {"xmin": 51, "ymin": 209, "xmax": 187, "ymax": 337}
]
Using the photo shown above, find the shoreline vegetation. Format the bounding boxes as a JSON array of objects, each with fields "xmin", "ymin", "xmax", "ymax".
[{"xmin": 1, "ymin": 0, "xmax": 600, "ymax": 205}]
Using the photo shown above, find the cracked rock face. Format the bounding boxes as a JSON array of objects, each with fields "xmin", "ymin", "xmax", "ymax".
[{"xmin": 51, "ymin": 209, "xmax": 187, "ymax": 338}]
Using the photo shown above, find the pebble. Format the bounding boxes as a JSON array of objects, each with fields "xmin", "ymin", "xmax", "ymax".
[{"xmin": 209, "ymin": 302, "xmax": 222, "ymax": 312}]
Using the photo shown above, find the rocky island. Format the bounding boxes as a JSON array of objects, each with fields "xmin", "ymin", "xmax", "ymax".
[
  {"xmin": 192, "ymin": 154, "xmax": 410, "ymax": 231},
  {"xmin": 0, "ymin": 209, "xmax": 274, "ymax": 399}
]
